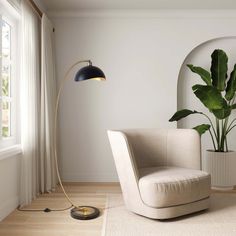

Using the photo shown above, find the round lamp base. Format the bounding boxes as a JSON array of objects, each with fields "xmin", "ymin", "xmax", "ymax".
[{"xmin": 70, "ymin": 206, "xmax": 100, "ymax": 220}]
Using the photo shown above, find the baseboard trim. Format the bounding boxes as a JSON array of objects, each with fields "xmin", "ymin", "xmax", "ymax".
[
  {"xmin": 62, "ymin": 182, "xmax": 120, "ymax": 186},
  {"xmin": 0, "ymin": 196, "xmax": 19, "ymax": 221},
  {"xmin": 61, "ymin": 172, "xmax": 118, "ymax": 182}
]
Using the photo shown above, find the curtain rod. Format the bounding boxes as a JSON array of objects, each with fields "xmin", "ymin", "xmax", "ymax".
[{"xmin": 28, "ymin": 0, "xmax": 43, "ymax": 18}]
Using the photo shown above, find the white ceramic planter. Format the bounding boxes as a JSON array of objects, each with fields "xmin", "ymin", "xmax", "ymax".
[{"xmin": 203, "ymin": 150, "xmax": 236, "ymax": 190}]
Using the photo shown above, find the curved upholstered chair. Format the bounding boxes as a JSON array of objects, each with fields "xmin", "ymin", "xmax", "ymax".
[{"xmin": 107, "ymin": 129, "xmax": 211, "ymax": 219}]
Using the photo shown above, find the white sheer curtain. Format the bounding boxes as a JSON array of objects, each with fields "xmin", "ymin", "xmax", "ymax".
[
  {"xmin": 7, "ymin": 0, "xmax": 21, "ymax": 12},
  {"xmin": 20, "ymin": 0, "xmax": 40, "ymax": 205},
  {"xmin": 40, "ymin": 14, "xmax": 57, "ymax": 193},
  {"xmin": 20, "ymin": 1, "xmax": 57, "ymax": 206}
]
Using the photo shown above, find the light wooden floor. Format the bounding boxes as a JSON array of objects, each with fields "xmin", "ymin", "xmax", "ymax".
[
  {"xmin": 0, "ymin": 183, "xmax": 121, "ymax": 236},
  {"xmin": 0, "ymin": 183, "xmax": 236, "ymax": 236}
]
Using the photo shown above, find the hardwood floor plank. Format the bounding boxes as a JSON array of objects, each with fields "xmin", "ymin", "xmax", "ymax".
[{"xmin": 0, "ymin": 183, "xmax": 121, "ymax": 236}]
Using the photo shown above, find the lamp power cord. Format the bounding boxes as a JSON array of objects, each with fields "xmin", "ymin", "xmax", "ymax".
[{"xmin": 17, "ymin": 204, "xmax": 73, "ymax": 213}]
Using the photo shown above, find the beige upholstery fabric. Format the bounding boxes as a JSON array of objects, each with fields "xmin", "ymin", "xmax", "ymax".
[
  {"xmin": 107, "ymin": 129, "xmax": 211, "ymax": 219},
  {"xmin": 139, "ymin": 166, "xmax": 210, "ymax": 208}
]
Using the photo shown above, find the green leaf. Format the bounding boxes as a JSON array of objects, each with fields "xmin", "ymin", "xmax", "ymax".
[
  {"xmin": 187, "ymin": 64, "xmax": 212, "ymax": 85},
  {"xmin": 212, "ymin": 107, "xmax": 231, "ymax": 119},
  {"xmin": 193, "ymin": 124, "xmax": 211, "ymax": 136},
  {"xmin": 211, "ymin": 49, "xmax": 228, "ymax": 91},
  {"xmin": 231, "ymin": 104, "xmax": 236, "ymax": 109},
  {"xmin": 169, "ymin": 109, "xmax": 199, "ymax": 122},
  {"xmin": 192, "ymin": 84, "xmax": 204, "ymax": 91},
  {"xmin": 225, "ymin": 64, "xmax": 236, "ymax": 101},
  {"xmin": 192, "ymin": 84, "xmax": 227, "ymax": 110}
]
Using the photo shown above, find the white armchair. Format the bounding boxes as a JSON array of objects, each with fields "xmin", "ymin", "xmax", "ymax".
[{"xmin": 107, "ymin": 129, "xmax": 210, "ymax": 219}]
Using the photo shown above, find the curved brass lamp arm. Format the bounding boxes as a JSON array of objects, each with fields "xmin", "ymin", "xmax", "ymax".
[{"xmin": 53, "ymin": 60, "xmax": 91, "ymax": 207}]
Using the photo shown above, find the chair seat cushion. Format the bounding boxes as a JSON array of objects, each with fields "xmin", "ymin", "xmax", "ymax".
[{"xmin": 138, "ymin": 166, "xmax": 210, "ymax": 208}]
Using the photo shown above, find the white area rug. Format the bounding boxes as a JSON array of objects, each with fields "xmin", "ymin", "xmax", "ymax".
[{"xmin": 102, "ymin": 193, "xmax": 236, "ymax": 236}]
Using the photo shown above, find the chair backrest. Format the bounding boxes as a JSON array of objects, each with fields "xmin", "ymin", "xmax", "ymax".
[
  {"xmin": 122, "ymin": 129, "xmax": 168, "ymax": 169},
  {"xmin": 109, "ymin": 128, "xmax": 201, "ymax": 171}
]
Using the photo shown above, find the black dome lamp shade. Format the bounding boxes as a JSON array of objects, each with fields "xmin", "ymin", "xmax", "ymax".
[{"xmin": 75, "ymin": 61, "xmax": 106, "ymax": 82}]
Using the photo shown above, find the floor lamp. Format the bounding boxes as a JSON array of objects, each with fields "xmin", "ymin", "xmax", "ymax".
[{"xmin": 54, "ymin": 60, "xmax": 106, "ymax": 220}]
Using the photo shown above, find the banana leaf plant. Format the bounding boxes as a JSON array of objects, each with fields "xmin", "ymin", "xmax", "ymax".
[{"xmin": 169, "ymin": 49, "xmax": 236, "ymax": 152}]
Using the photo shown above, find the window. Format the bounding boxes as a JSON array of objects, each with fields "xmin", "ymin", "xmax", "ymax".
[
  {"xmin": 1, "ymin": 19, "xmax": 12, "ymax": 138},
  {"xmin": 0, "ymin": 2, "xmax": 19, "ymax": 149}
]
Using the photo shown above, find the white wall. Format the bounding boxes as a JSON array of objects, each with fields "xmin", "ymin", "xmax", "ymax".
[
  {"xmin": 51, "ymin": 10, "xmax": 236, "ymax": 182},
  {"xmin": 32, "ymin": 0, "xmax": 47, "ymax": 13},
  {"xmin": 0, "ymin": 154, "xmax": 21, "ymax": 220}
]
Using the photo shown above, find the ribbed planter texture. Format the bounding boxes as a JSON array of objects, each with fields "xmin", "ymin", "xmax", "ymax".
[{"xmin": 203, "ymin": 150, "xmax": 236, "ymax": 190}]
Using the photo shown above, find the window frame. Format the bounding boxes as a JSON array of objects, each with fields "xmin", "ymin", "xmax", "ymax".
[{"xmin": 0, "ymin": 2, "xmax": 20, "ymax": 150}]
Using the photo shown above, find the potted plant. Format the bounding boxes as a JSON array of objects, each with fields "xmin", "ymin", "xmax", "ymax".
[{"xmin": 169, "ymin": 49, "xmax": 236, "ymax": 190}]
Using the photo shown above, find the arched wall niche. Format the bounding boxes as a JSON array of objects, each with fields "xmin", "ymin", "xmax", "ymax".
[{"xmin": 177, "ymin": 36, "xmax": 236, "ymax": 159}]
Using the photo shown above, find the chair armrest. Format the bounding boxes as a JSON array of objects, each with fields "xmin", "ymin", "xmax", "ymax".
[
  {"xmin": 107, "ymin": 130, "xmax": 140, "ymax": 185},
  {"xmin": 167, "ymin": 129, "xmax": 201, "ymax": 170},
  {"xmin": 107, "ymin": 130, "xmax": 142, "ymax": 207}
]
